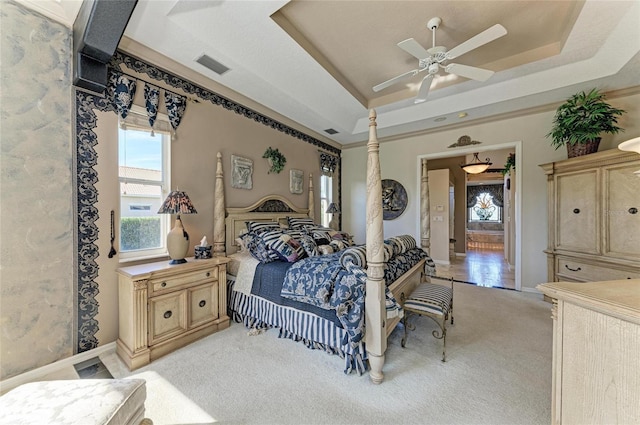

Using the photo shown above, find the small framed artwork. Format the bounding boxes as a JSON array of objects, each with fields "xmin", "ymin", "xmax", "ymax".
[
  {"xmin": 290, "ymin": 169, "xmax": 303, "ymax": 194},
  {"xmin": 231, "ymin": 155, "xmax": 253, "ymax": 190}
]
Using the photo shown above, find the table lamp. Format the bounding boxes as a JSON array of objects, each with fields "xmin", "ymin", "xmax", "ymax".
[
  {"xmin": 326, "ymin": 202, "xmax": 340, "ymax": 230},
  {"xmin": 158, "ymin": 190, "xmax": 197, "ymax": 264}
]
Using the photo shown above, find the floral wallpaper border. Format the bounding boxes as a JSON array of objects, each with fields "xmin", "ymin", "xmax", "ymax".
[{"xmin": 75, "ymin": 50, "xmax": 342, "ymax": 351}]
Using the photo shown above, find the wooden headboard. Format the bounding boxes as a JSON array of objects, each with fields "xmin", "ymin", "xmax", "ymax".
[
  {"xmin": 212, "ymin": 153, "xmax": 315, "ymax": 257},
  {"xmin": 225, "ymin": 195, "xmax": 310, "ymax": 255}
]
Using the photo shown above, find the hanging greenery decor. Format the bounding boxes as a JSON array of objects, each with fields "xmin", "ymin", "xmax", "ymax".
[
  {"xmin": 501, "ymin": 153, "xmax": 515, "ymax": 176},
  {"xmin": 263, "ymin": 147, "xmax": 287, "ymax": 174}
]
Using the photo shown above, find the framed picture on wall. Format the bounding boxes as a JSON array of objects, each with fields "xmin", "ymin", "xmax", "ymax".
[
  {"xmin": 231, "ymin": 155, "xmax": 253, "ymax": 190},
  {"xmin": 290, "ymin": 169, "xmax": 303, "ymax": 194}
]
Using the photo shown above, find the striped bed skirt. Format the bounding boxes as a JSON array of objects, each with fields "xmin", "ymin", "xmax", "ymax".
[{"xmin": 227, "ymin": 277, "xmax": 368, "ymax": 375}]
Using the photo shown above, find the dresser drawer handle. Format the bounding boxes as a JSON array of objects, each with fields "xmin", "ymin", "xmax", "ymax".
[
  {"xmin": 564, "ymin": 264, "xmax": 582, "ymax": 272},
  {"xmin": 629, "ymin": 207, "xmax": 638, "ymax": 215},
  {"xmin": 206, "ymin": 272, "xmax": 211, "ymax": 278},
  {"xmin": 161, "ymin": 282, "xmax": 167, "ymax": 288},
  {"xmin": 163, "ymin": 310, "xmax": 172, "ymax": 319},
  {"xmin": 199, "ymin": 300, "xmax": 206, "ymax": 308},
  {"xmin": 573, "ymin": 208, "xmax": 580, "ymax": 214}
]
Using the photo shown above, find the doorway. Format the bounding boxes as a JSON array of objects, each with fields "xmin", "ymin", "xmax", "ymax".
[{"xmin": 419, "ymin": 142, "xmax": 521, "ymax": 290}]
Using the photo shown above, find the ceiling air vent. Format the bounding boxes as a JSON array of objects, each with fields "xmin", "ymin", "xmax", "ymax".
[
  {"xmin": 324, "ymin": 128, "xmax": 339, "ymax": 135},
  {"xmin": 195, "ymin": 54, "xmax": 230, "ymax": 76}
]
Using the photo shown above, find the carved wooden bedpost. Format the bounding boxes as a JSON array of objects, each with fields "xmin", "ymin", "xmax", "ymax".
[
  {"xmin": 421, "ymin": 158, "xmax": 431, "ymax": 253},
  {"xmin": 364, "ymin": 109, "xmax": 386, "ymax": 384},
  {"xmin": 308, "ymin": 173, "xmax": 315, "ymax": 221},
  {"xmin": 213, "ymin": 152, "xmax": 226, "ymax": 257}
]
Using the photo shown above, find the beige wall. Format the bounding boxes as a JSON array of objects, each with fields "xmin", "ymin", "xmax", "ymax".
[
  {"xmin": 342, "ymin": 90, "xmax": 640, "ymax": 291},
  {"xmin": 93, "ymin": 47, "xmax": 339, "ymax": 344}
]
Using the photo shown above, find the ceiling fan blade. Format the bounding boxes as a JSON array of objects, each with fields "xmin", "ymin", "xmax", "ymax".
[
  {"xmin": 414, "ymin": 74, "xmax": 434, "ymax": 103},
  {"xmin": 446, "ymin": 24, "xmax": 507, "ymax": 60},
  {"xmin": 445, "ymin": 63, "xmax": 494, "ymax": 81},
  {"xmin": 372, "ymin": 69, "xmax": 418, "ymax": 92},
  {"xmin": 397, "ymin": 38, "xmax": 431, "ymax": 60}
]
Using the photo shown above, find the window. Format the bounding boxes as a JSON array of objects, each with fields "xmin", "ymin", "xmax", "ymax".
[
  {"xmin": 119, "ymin": 119, "xmax": 170, "ymax": 260},
  {"xmin": 468, "ymin": 192, "xmax": 502, "ymax": 222},
  {"xmin": 320, "ymin": 175, "xmax": 333, "ymax": 227}
]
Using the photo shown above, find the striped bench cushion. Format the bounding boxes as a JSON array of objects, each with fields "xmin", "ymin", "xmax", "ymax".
[{"xmin": 404, "ymin": 283, "xmax": 452, "ymax": 316}]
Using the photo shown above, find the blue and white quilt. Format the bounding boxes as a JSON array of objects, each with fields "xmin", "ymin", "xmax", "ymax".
[{"xmin": 281, "ymin": 247, "xmax": 430, "ymax": 347}]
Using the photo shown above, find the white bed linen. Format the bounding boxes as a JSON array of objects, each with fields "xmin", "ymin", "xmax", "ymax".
[{"xmin": 228, "ymin": 251, "xmax": 259, "ymax": 295}]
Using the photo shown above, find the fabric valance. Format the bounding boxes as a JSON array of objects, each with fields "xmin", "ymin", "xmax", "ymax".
[
  {"xmin": 320, "ymin": 152, "xmax": 339, "ymax": 176},
  {"xmin": 467, "ymin": 184, "xmax": 504, "ymax": 208}
]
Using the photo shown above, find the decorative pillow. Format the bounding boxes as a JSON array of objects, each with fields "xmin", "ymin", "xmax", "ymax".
[
  {"xmin": 298, "ymin": 233, "xmax": 319, "ymax": 257},
  {"xmin": 268, "ymin": 233, "xmax": 307, "ymax": 263},
  {"xmin": 330, "ymin": 230, "xmax": 354, "ymax": 246},
  {"xmin": 287, "ymin": 217, "xmax": 315, "ymax": 230},
  {"xmin": 340, "ymin": 245, "xmax": 367, "ymax": 269},
  {"xmin": 317, "ymin": 244, "xmax": 335, "ymax": 256},
  {"xmin": 329, "ymin": 239, "xmax": 349, "ymax": 252},
  {"xmin": 244, "ymin": 232, "xmax": 278, "ymax": 263},
  {"xmin": 394, "ymin": 234, "xmax": 417, "ymax": 252},
  {"xmin": 245, "ymin": 221, "xmax": 280, "ymax": 234},
  {"xmin": 304, "ymin": 227, "xmax": 331, "ymax": 245},
  {"xmin": 385, "ymin": 235, "xmax": 417, "ymax": 256}
]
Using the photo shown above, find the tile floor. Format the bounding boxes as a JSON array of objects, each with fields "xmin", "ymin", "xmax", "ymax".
[{"xmin": 435, "ymin": 246, "xmax": 516, "ymax": 290}]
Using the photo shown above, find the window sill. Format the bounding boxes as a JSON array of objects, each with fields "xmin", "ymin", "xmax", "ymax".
[{"xmin": 119, "ymin": 253, "xmax": 169, "ymax": 266}]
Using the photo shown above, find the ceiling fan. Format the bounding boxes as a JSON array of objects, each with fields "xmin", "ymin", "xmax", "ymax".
[{"xmin": 373, "ymin": 17, "xmax": 507, "ymax": 103}]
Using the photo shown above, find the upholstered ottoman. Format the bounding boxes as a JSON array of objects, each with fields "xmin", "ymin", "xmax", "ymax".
[
  {"xmin": 0, "ymin": 379, "xmax": 151, "ymax": 425},
  {"xmin": 401, "ymin": 281, "xmax": 454, "ymax": 362}
]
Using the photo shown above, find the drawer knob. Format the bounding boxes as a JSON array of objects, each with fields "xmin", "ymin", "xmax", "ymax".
[
  {"xmin": 163, "ymin": 310, "xmax": 172, "ymax": 319},
  {"xmin": 199, "ymin": 300, "xmax": 206, "ymax": 308},
  {"xmin": 564, "ymin": 264, "xmax": 582, "ymax": 272},
  {"xmin": 206, "ymin": 272, "xmax": 211, "ymax": 277},
  {"xmin": 573, "ymin": 208, "xmax": 580, "ymax": 214},
  {"xmin": 629, "ymin": 207, "xmax": 638, "ymax": 215},
  {"xmin": 161, "ymin": 282, "xmax": 167, "ymax": 288}
]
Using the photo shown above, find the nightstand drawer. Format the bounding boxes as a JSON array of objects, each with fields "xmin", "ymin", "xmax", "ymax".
[
  {"xmin": 556, "ymin": 257, "xmax": 640, "ymax": 282},
  {"xmin": 149, "ymin": 266, "xmax": 218, "ymax": 294}
]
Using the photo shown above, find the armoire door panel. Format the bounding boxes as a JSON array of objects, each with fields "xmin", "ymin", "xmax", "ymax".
[
  {"xmin": 604, "ymin": 163, "xmax": 640, "ymax": 259},
  {"xmin": 555, "ymin": 170, "xmax": 599, "ymax": 253}
]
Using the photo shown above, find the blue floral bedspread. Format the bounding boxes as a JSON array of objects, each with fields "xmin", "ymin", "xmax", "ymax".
[{"xmin": 281, "ymin": 247, "xmax": 431, "ymax": 347}]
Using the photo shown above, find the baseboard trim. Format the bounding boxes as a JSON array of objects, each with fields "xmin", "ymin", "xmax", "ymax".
[
  {"xmin": 433, "ymin": 259, "xmax": 451, "ymax": 266},
  {"xmin": 0, "ymin": 342, "xmax": 117, "ymax": 393},
  {"xmin": 521, "ymin": 286, "xmax": 542, "ymax": 295}
]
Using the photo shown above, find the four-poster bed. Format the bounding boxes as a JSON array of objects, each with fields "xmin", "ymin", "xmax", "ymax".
[{"xmin": 212, "ymin": 110, "xmax": 432, "ymax": 383}]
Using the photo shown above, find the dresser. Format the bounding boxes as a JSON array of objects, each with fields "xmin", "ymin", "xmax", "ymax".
[
  {"xmin": 540, "ymin": 149, "xmax": 640, "ymax": 284},
  {"xmin": 537, "ymin": 279, "xmax": 640, "ymax": 424},
  {"xmin": 116, "ymin": 257, "xmax": 230, "ymax": 370}
]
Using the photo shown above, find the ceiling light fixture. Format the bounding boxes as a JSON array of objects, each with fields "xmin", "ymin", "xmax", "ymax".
[
  {"xmin": 618, "ymin": 137, "xmax": 640, "ymax": 176},
  {"xmin": 461, "ymin": 152, "xmax": 492, "ymax": 174},
  {"xmin": 458, "ymin": 112, "xmax": 468, "ymax": 118},
  {"xmin": 434, "ymin": 117, "xmax": 447, "ymax": 122}
]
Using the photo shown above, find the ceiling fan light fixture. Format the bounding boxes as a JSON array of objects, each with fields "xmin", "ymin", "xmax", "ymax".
[{"xmin": 461, "ymin": 152, "xmax": 492, "ymax": 174}]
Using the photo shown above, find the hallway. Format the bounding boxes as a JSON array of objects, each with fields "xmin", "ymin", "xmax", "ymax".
[{"xmin": 435, "ymin": 248, "xmax": 516, "ymax": 290}]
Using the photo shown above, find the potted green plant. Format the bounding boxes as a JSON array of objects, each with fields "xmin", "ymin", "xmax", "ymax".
[
  {"xmin": 262, "ymin": 147, "xmax": 286, "ymax": 174},
  {"xmin": 547, "ymin": 88, "xmax": 625, "ymax": 158}
]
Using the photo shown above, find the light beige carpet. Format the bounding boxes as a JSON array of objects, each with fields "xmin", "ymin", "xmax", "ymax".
[{"xmin": 102, "ymin": 283, "xmax": 552, "ymax": 425}]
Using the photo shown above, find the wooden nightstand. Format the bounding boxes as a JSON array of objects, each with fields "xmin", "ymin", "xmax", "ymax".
[{"xmin": 116, "ymin": 257, "xmax": 230, "ymax": 370}]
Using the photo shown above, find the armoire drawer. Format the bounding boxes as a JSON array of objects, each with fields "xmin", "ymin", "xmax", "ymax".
[
  {"xmin": 149, "ymin": 266, "xmax": 218, "ymax": 294},
  {"xmin": 556, "ymin": 257, "xmax": 640, "ymax": 282}
]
